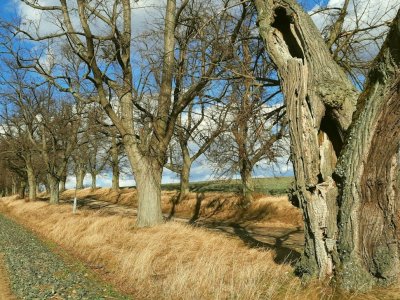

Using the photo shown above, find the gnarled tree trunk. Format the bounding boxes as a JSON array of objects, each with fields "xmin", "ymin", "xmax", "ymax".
[
  {"xmin": 334, "ymin": 11, "xmax": 400, "ymax": 289},
  {"xmin": 254, "ymin": 0, "xmax": 400, "ymax": 290}
]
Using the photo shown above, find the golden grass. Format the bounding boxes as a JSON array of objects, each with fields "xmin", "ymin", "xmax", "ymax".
[
  {"xmin": 1, "ymin": 195, "xmax": 399, "ymax": 300},
  {"xmin": 61, "ymin": 188, "xmax": 303, "ymax": 228}
]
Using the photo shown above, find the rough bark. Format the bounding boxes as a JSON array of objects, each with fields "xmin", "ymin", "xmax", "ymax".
[
  {"xmin": 254, "ymin": 0, "xmax": 400, "ymax": 290},
  {"xmin": 127, "ymin": 151, "xmax": 163, "ymax": 227},
  {"xmin": 47, "ymin": 174, "xmax": 60, "ymax": 204},
  {"xmin": 254, "ymin": 0, "xmax": 358, "ymax": 279},
  {"xmin": 334, "ymin": 10, "xmax": 400, "ymax": 289}
]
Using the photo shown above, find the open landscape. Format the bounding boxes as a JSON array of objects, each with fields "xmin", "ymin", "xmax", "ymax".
[{"xmin": 0, "ymin": 0, "xmax": 399, "ymax": 299}]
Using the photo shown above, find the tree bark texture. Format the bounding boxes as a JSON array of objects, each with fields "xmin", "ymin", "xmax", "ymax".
[
  {"xmin": 124, "ymin": 135, "xmax": 164, "ymax": 227},
  {"xmin": 254, "ymin": 0, "xmax": 400, "ymax": 290},
  {"xmin": 334, "ymin": 10, "xmax": 400, "ymax": 289}
]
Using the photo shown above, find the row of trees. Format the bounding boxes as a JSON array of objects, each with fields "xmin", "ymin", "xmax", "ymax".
[{"xmin": 0, "ymin": 0, "xmax": 398, "ymax": 292}]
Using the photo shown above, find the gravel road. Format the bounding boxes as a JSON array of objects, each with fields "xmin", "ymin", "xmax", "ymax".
[{"xmin": 0, "ymin": 213, "xmax": 130, "ymax": 300}]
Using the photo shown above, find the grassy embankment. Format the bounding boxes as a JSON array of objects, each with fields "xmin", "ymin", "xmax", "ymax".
[{"xmin": 0, "ymin": 177, "xmax": 399, "ymax": 299}]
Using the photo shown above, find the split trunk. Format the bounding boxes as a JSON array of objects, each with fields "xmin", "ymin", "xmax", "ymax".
[{"xmin": 254, "ymin": 0, "xmax": 400, "ymax": 290}]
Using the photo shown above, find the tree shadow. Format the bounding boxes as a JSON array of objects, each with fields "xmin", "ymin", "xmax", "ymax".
[
  {"xmin": 189, "ymin": 192, "xmax": 205, "ymax": 224},
  {"xmin": 210, "ymin": 222, "xmax": 302, "ymax": 265}
]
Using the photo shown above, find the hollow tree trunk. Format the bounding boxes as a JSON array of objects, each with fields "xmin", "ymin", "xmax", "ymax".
[
  {"xmin": 254, "ymin": 0, "xmax": 400, "ymax": 290},
  {"xmin": 254, "ymin": 0, "xmax": 357, "ymax": 279},
  {"xmin": 26, "ymin": 161, "xmax": 36, "ymax": 201},
  {"xmin": 47, "ymin": 174, "xmax": 60, "ymax": 204},
  {"xmin": 111, "ymin": 136, "xmax": 120, "ymax": 190}
]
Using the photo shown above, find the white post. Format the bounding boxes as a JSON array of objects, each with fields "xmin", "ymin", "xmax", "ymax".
[
  {"xmin": 73, "ymin": 181, "xmax": 78, "ymax": 214},
  {"xmin": 73, "ymin": 196, "xmax": 77, "ymax": 214}
]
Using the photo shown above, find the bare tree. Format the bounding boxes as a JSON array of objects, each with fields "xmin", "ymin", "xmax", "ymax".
[{"xmin": 8, "ymin": 0, "xmax": 245, "ymax": 226}]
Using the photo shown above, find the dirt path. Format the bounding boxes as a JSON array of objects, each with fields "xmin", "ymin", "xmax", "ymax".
[
  {"xmin": 61, "ymin": 197, "xmax": 304, "ymax": 263},
  {"xmin": 0, "ymin": 254, "xmax": 16, "ymax": 300}
]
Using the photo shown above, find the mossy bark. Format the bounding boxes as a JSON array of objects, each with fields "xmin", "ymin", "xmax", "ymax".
[{"xmin": 254, "ymin": 0, "xmax": 400, "ymax": 290}]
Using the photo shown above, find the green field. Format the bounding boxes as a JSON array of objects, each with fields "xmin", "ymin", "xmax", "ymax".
[{"xmin": 161, "ymin": 177, "xmax": 293, "ymax": 195}]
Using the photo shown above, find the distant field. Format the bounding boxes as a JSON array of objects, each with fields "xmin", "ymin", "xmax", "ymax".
[{"xmin": 161, "ymin": 176, "xmax": 293, "ymax": 195}]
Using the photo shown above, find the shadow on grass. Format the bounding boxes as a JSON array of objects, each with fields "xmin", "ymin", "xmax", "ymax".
[
  {"xmin": 230, "ymin": 224, "xmax": 301, "ymax": 265},
  {"xmin": 193, "ymin": 220, "xmax": 302, "ymax": 266}
]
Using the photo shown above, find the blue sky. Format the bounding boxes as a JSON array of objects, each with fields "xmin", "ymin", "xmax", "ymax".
[{"xmin": 2, "ymin": 0, "xmax": 397, "ymax": 188}]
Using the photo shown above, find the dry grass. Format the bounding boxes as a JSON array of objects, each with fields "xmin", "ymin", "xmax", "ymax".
[
  {"xmin": 61, "ymin": 188, "xmax": 303, "ymax": 228},
  {"xmin": 1, "ymin": 195, "xmax": 399, "ymax": 299},
  {"xmin": 0, "ymin": 197, "xmax": 301, "ymax": 299}
]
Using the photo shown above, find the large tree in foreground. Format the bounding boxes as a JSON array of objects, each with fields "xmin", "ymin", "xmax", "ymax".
[{"xmin": 254, "ymin": 0, "xmax": 400, "ymax": 290}]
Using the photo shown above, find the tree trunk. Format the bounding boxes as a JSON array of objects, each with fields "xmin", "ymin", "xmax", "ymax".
[
  {"xmin": 26, "ymin": 162, "xmax": 36, "ymax": 201},
  {"xmin": 91, "ymin": 172, "xmax": 96, "ymax": 189},
  {"xmin": 178, "ymin": 146, "xmax": 191, "ymax": 202},
  {"xmin": 18, "ymin": 180, "xmax": 26, "ymax": 199},
  {"xmin": 254, "ymin": 0, "xmax": 357, "ymax": 279},
  {"xmin": 124, "ymin": 140, "xmax": 164, "ymax": 227},
  {"xmin": 111, "ymin": 136, "xmax": 120, "ymax": 191},
  {"xmin": 76, "ymin": 167, "xmax": 85, "ymax": 189},
  {"xmin": 47, "ymin": 174, "xmax": 60, "ymax": 204},
  {"xmin": 254, "ymin": 0, "xmax": 400, "ymax": 290},
  {"xmin": 11, "ymin": 179, "xmax": 16, "ymax": 195},
  {"xmin": 240, "ymin": 163, "xmax": 254, "ymax": 206},
  {"xmin": 135, "ymin": 163, "xmax": 163, "ymax": 227},
  {"xmin": 112, "ymin": 168, "xmax": 119, "ymax": 190},
  {"xmin": 60, "ymin": 178, "xmax": 66, "ymax": 192},
  {"xmin": 60, "ymin": 169, "xmax": 67, "ymax": 192},
  {"xmin": 333, "ymin": 11, "xmax": 400, "ymax": 289}
]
